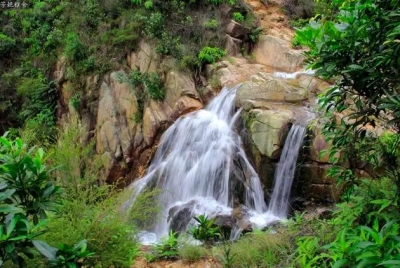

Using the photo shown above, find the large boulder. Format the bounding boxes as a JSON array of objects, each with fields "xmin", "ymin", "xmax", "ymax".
[
  {"xmin": 253, "ymin": 35, "xmax": 304, "ymax": 72},
  {"xmin": 206, "ymin": 57, "xmax": 266, "ymax": 87},
  {"xmin": 236, "ymin": 72, "xmax": 308, "ymax": 105},
  {"xmin": 224, "ymin": 34, "xmax": 242, "ymax": 56},
  {"xmin": 225, "ymin": 20, "xmax": 247, "ymax": 39},
  {"xmin": 244, "ymin": 108, "xmax": 292, "ymax": 159}
]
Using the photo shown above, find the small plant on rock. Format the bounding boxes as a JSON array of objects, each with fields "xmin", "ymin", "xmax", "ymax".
[
  {"xmin": 197, "ymin": 47, "xmax": 226, "ymax": 65},
  {"xmin": 232, "ymin": 12, "xmax": 244, "ymax": 23},
  {"xmin": 189, "ymin": 215, "xmax": 221, "ymax": 244}
]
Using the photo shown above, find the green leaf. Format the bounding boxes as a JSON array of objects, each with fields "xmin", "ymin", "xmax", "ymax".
[
  {"xmin": 32, "ymin": 240, "xmax": 57, "ymax": 259},
  {"xmin": 5, "ymin": 242, "xmax": 15, "ymax": 253},
  {"xmin": 378, "ymin": 260, "xmax": 400, "ymax": 266},
  {"xmin": 0, "ymin": 189, "xmax": 16, "ymax": 201},
  {"xmin": 333, "ymin": 258, "xmax": 348, "ymax": 268},
  {"xmin": 7, "ymin": 215, "xmax": 19, "ymax": 237}
]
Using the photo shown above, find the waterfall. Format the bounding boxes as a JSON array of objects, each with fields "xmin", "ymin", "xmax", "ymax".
[
  {"xmin": 268, "ymin": 125, "xmax": 307, "ymax": 218},
  {"xmin": 127, "ymin": 86, "xmax": 273, "ymax": 243}
]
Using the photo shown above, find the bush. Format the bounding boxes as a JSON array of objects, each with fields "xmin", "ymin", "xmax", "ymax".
[
  {"xmin": 148, "ymin": 231, "xmax": 179, "ymax": 261},
  {"xmin": 203, "ymin": 19, "xmax": 219, "ymax": 29},
  {"xmin": 198, "ymin": 47, "xmax": 226, "ymax": 64},
  {"xmin": 64, "ymin": 33, "xmax": 86, "ymax": 62},
  {"xmin": 0, "ymin": 33, "xmax": 16, "ymax": 57},
  {"xmin": 189, "ymin": 215, "xmax": 221, "ymax": 244},
  {"xmin": 232, "ymin": 12, "xmax": 244, "ymax": 22},
  {"xmin": 0, "ymin": 134, "xmax": 59, "ymax": 267}
]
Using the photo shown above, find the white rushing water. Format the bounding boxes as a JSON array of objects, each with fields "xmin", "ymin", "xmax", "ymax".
[
  {"xmin": 273, "ymin": 69, "xmax": 315, "ymax": 79},
  {"xmin": 267, "ymin": 125, "xmax": 307, "ymax": 218},
  {"xmin": 127, "ymin": 86, "xmax": 279, "ymax": 243}
]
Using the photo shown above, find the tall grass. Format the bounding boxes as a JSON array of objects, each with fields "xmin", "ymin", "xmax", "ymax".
[
  {"xmin": 30, "ymin": 117, "xmax": 141, "ymax": 267},
  {"xmin": 213, "ymin": 230, "xmax": 294, "ymax": 268}
]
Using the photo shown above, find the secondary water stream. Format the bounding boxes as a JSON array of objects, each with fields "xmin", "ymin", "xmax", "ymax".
[{"xmin": 267, "ymin": 125, "xmax": 307, "ymax": 218}]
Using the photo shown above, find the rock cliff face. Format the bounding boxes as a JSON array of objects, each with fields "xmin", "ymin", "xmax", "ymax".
[
  {"xmin": 56, "ymin": 0, "xmax": 340, "ymax": 205},
  {"xmin": 58, "ymin": 40, "xmax": 203, "ymax": 186}
]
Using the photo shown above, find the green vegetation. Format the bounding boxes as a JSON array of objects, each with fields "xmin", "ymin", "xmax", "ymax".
[
  {"xmin": 178, "ymin": 243, "xmax": 208, "ymax": 262},
  {"xmin": 147, "ymin": 231, "xmax": 180, "ymax": 261},
  {"xmin": 232, "ymin": 12, "xmax": 245, "ymax": 22},
  {"xmin": 41, "ymin": 240, "xmax": 95, "ymax": 268},
  {"xmin": 204, "ymin": 19, "xmax": 219, "ymax": 29},
  {"xmin": 0, "ymin": 135, "xmax": 59, "ymax": 267},
  {"xmin": 2, "ymin": 0, "xmax": 400, "ymax": 267},
  {"xmin": 0, "ymin": 0, "xmax": 255, "ymax": 133},
  {"xmin": 198, "ymin": 47, "xmax": 227, "ymax": 65},
  {"xmin": 288, "ymin": 0, "xmax": 400, "ymax": 267},
  {"xmin": 189, "ymin": 215, "xmax": 221, "ymax": 244},
  {"xmin": 0, "ymin": 119, "xmax": 165, "ymax": 267}
]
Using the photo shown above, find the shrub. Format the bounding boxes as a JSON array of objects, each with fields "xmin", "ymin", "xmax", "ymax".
[
  {"xmin": 144, "ymin": 73, "xmax": 165, "ymax": 100},
  {"xmin": 141, "ymin": 12, "xmax": 165, "ymax": 38},
  {"xmin": 198, "ymin": 47, "xmax": 226, "ymax": 64},
  {"xmin": 203, "ymin": 19, "xmax": 219, "ymax": 29},
  {"xmin": 156, "ymin": 32, "xmax": 182, "ymax": 58},
  {"xmin": 189, "ymin": 215, "xmax": 221, "ymax": 244},
  {"xmin": 0, "ymin": 33, "xmax": 16, "ymax": 57},
  {"xmin": 16, "ymin": 75, "xmax": 58, "ymax": 126},
  {"xmin": 148, "ymin": 231, "xmax": 179, "ymax": 261},
  {"xmin": 232, "ymin": 12, "xmax": 244, "ymax": 22},
  {"xmin": 0, "ymin": 134, "xmax": 60, "ymax": 267},
  {"xmin": 206, "ymin": 0, "xmax": 235, "ymax": 5},
  {"xmin": 64, "ymin": 33, "xmax": 86, "ymax": 62}
]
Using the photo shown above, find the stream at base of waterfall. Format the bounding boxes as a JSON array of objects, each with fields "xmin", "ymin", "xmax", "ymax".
[{"xmin": 126, "ymin": 79, "xmax": 311, "ymax": 244}]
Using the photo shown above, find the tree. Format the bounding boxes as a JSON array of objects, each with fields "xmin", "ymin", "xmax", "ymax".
[
  {"xmin": 295, "ymin": 0, "xmax": 400, "ymax": 197},
  {"xmin": 296, "ymin": 0, "xmax": 400, "ymax": 129}
]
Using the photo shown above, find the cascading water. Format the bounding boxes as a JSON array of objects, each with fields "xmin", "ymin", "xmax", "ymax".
[
  {"xmin": 127, "ymin": 86, "xmax": 276, "ymax": 243},
  {"xmin": 267, "ymin": 125, "xmax": 307, "ymax": 218}
]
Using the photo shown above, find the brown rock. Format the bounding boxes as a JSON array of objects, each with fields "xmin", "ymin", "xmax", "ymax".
[
  {"xmin": 224, "ymin": 34, "xmax": 242, "ymax": 56},
  {"xmin": 253, "ymin": 35, "xmax": 304, "ymax": 72},
  {"xmin": 225, "ymin": 20, "xmax": 247, "ymax": 39}
]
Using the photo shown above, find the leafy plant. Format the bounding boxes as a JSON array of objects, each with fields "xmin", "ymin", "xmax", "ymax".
[
  {"xmin": 189, "ymin": 215, "xmax": 221, "ymax": 244},
  {"xmin": 295, "ymin": 0, "xmax": 400, "ymax": 134},
  {"xmin": 64, "ymin": 33, "xmax": 86, "ymax": 62},
  {"xmin": 0, "ymin": 134, "xmax": 60, "ymax": 267},
  {"xmin": 0, "ymin": 33, "xmax": 16, "ymax": 57},
  {"xmin": 295, "ymin": 236, "xmax": 325, "ymax": 268},
  {"xmin": 203, "ymin": 19, "xmax": 219, "ymax": 29},
  {"xmin": 198, "ymin": 47, "xmax": 226, "ymax": 65},
  {"xmin": 149, "ymin": 231, "xmax": 179, "ymax": 261},
  {"xmin": 232, "ymin": 12, "xmax": 244, "ymax": 23},
  {"xmin": 324, "ymin": 219, "xmax": 400, "ymax": 267},
  {"xmin": 48, "ymin": 240, "xmax": 94, "ymax": 267},
  {"xmin": 221, "ymin": 242, "xmax": 236, "ymax": 268}
]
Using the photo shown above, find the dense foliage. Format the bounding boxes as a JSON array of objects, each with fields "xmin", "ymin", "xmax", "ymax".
[
  {"xmin": 291, "ymin": 0, "xmax": 400, "ymax": 267},
  {"xmin": 0, "ymin": 0, "xmax": 256, "ymax": 136}
]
